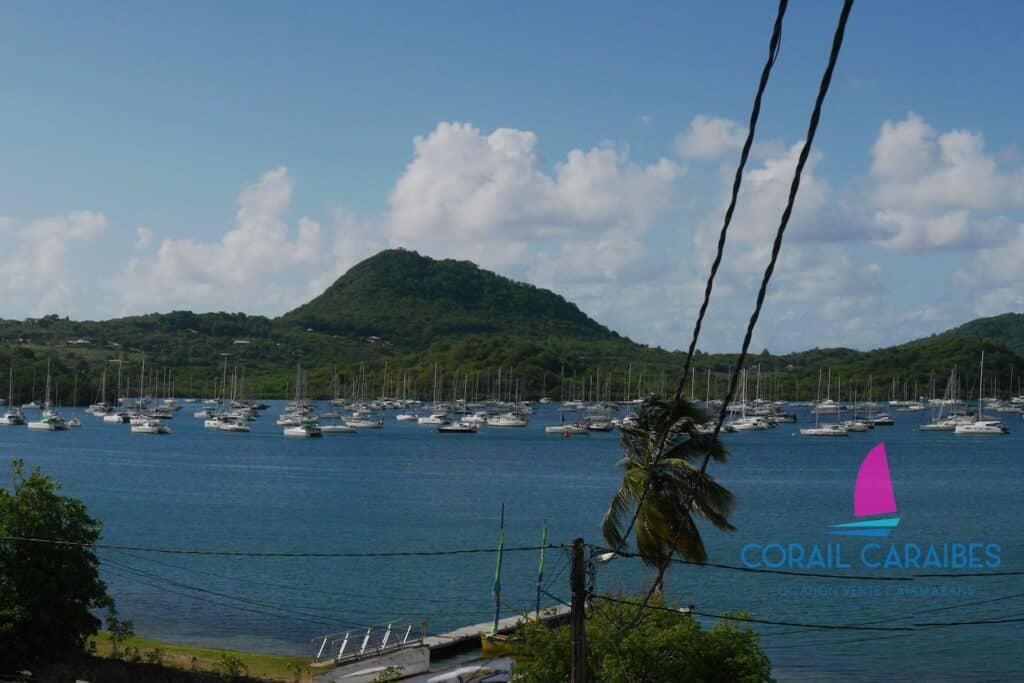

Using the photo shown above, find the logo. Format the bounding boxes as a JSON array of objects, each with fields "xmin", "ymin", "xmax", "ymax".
[
  {"xmin": 738, "ymin": 440, "xmax": 1002, "ymax": 572},
  {"xmin": 827, "ymin": 442, "xmax": 900, "ymax": 537}
]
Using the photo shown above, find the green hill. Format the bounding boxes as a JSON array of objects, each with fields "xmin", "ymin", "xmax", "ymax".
[
  {"xmin": 936, "ymin": 313, "xmax": 1024, "ymax": 357},
  {"xmin": 0, "ymin": 249, "xmax": 1023, "ymax": 402},
  {"xmin": 280, "ymin": 248, "xmax": 622, "ymax": 348}
]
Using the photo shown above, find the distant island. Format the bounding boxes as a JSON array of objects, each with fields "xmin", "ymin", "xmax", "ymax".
[{"xmin": 1, "ymin": 249, "xmax": 1023, "ymax": 402}]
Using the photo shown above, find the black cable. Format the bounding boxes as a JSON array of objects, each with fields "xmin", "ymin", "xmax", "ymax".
[
  {"xmin": 592, "ymin": 594, "xmax": 910, "ymax": 632},
  {"xmin": 624, "ymin": 0, "xmax": 856, "ymax": 626},
  {"xmin": 914, "ymin": 571, "xmax": 1024, "ymax": 578},
  {"xmin": 108, "ymin": 548, "xmax": 489, "ymax": 611},
  {"xmin": 103, "ymin": 560, "xmax": 468, "ymax": 642},
  {"xmin": 603, "ymin": 546, "xmax": 912, "ymax": 581},
  {"xmin": 2, "ymin": 535, "xmax": 557, "ymax": 559},
  {"xmin": 671, "ymin": 0, "xmax": 787, "ymax": 406},
  {"xmin": 708, "ymin": 0, "xmax": 855, "ymax": 469},
  {"xmin": 912, "ymin": 615, "xmax": 1024, "ymax": 628},
  {"xmin": 615, "ymin": 0, "xmax": 789, "ymax": 553}
]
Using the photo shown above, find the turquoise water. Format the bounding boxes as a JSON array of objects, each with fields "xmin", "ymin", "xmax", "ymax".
[{"xmin": 3, "ymin": 403, "xmax": 1021, "ymax": 681}]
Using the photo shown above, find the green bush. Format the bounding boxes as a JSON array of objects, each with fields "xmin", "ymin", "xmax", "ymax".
[
  {"xmin": 0, "ymin": 459, "xmax": 112, "ymax": 669},
  {"xmin": 515, "ymin": 596, "xmax": 772, "ymax": 683},
  {"xmin": 218, "ymin": 652, "xmax": 249, "ymax": 681}
]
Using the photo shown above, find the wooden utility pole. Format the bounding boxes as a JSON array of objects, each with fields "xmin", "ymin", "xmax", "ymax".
[{"xmin": 570, "ymin": 537, "xmax": 587, "ymax": 683}]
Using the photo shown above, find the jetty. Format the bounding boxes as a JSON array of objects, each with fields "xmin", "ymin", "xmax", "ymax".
[
  {"xmin": 310, "ymin": 605, "xmax": 569, "ymax": 682},
  {"xmin": 424, "ymin": 604, "xmax": 570, "ymax": 659}
]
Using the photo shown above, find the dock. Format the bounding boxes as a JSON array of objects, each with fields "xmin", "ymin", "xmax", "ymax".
[{"xmin": 424, "ymin": 605, "xmax": 571, "ymax": 659}]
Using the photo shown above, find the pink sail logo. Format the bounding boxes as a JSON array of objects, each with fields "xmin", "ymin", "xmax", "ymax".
[{"xmin": 828, "ymin": 442, "xmax": 900, "ymax": 537}]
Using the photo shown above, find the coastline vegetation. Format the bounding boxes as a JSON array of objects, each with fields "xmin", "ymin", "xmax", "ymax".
[{"xmin": 1, "ymin": 252, "xmax": 1022, "ymax": 405}]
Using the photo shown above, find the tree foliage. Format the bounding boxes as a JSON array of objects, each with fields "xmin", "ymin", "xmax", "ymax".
[
  {"xmin": 1, "ymin": 249, "xmax": 1022, "ymax": 403},
  {"xmin": 0, "ymin": 459, "xmax": 112, "ymax": 669},
  {"xmin": 515, "ymin": 596, "xmax": 772, "ymax": 682},
  {"xmin": 603, "ymin": 398, "xmax": 735, "ymax": 590}
]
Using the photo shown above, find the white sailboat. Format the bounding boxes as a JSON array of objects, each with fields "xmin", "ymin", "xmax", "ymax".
[
  {"xmin": 800, "ymin": 369, "xmax": 848, "ymax": 437},
  {"xmin": 27, "ymin": 361, "xmax": 68, "ymax": 431},
  {"xmin": 1, "ymin": 368, "xmax": 26, "ymax": 426},
  {"xmin": 131, "ymin": 417, "xmax": 171, "ymax": 434},
  {"xmin": 284, "ymin": 418, "xmax": 323, "ymax": 438},
  {"xmin": 955, "ymin": 352, "xmax": 1008, "ymax": 435}
]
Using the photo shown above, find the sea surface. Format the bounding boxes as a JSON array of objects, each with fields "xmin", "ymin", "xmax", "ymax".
[{"xmin": 3, "ymin": 402, "xmax": 1021, "ymax": 681}]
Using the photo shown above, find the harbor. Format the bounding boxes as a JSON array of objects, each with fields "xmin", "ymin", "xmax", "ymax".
[{"xmin": 3, "ymin": 397, "xmax": 1021, "ymax": 681}]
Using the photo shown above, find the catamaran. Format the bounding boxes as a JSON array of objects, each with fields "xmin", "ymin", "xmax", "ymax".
[
  {"xmin": 284, "ymin": 418, "xmax": 323, "ymax": 438},
  {"xmin": 800, "ymin": 368, "xmax": 849, "ymax": 436},
  {"xmin": 955, "ymin": 352, "xmax": 1009, "ymax": 435}
]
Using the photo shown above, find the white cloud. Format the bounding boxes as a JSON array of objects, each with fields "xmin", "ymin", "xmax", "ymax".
[
  {"xmin": 674, "ymin": 115, "xmax": 746, "ymax": 161},
  {"xmin": 117, "ymin": 167, "xmax": 326, "ymax": 314},
  {"xmin": 870, "ymin": 113, "xmax": 936, "ymax": 179},
  {"xmin": 955, "ymin": 223, "xmax": 1024, "ymax": 294},
  {"xmin": 134, "ymin": 226, "xmax": 153, "ymax": 249},
  {"xmin": 694, "ymin": 140, "xmax": 831, "ymax": 281},
  {"xmin": 380, "ymin": 122, "xmax": 680, "ymax": 280},
  {"xmin": 0, "ymin": 211, "xmax": 108, "ymax": 315},
  {"xmin": 865, "ymin": 113, "xmax": 1024, "ymax": 253}
]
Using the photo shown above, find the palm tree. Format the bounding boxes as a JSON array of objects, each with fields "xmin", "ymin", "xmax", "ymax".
[{"xmin": 602, "ymin": 398, "xmax": 735, "ymax": 594}]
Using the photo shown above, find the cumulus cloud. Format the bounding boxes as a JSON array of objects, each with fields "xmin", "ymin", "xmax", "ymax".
[
  {"xmin": 380, "ymin": 122, "xmax": 680, "ymax": 280},
  {"xmin": 0, "ymin": 211, "xmax": 108, "ymax": 315},
  {"xmin": 955, "ymin": 223, "xmax": 1024, "ymax": 298},
  {"xmin": 693, "ymin": 140, "xmax": 831, "ymax": 283},
  {"xmin": 674, "ymin": 115, "xmax": 746, "ymax": 160},
  {"xmin": 118, "ymin": 167, "xmax": 326, "ymax": 314},
  {"xmin": 112, "ymin": 123, "xmax": 682, "ymax": 319},
  {"xmin": 134, "ymin": 226, "xmax": 153, "ymax": 249},
  {"xmin": 865, "ymin": 113, "xmax": 1024, "ymax": 252}
]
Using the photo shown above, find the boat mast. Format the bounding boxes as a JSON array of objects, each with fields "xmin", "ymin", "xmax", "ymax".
[
  {"xmin": 535, "ymin": 521, "xmax": 547, "ymax": 619},
  {"xmin": 490, "ymin": 503, "xmax": 505, "ymax": 635},
  {"xmin": 977, "ymin": 351, "xmax": 985, "ymax": 423}
]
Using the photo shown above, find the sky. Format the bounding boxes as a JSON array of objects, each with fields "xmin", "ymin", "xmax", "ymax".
[{"xmin": 2, "ymin": 1, "xmax": 1024, "ymax": 353}]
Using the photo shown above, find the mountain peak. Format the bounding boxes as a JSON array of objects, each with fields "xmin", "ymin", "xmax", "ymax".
[{"xmin": 282, "ymin": 249, "xmax": 620, "ymax": 348}]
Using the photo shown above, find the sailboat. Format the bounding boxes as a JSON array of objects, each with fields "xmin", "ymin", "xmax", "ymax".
[
  {"xmin": 480, "ymin": 504, "xmax": 524, "ymax": 656},
  {"xmin": 67, "ymin": 373, "xmax": 82, "ymax": 428},
  {"xmin": 27, "ymin": 361, "xmax": 68, "ymax": 431},
  {"xmin": 955, "ymin": 352, "xmax": 1009, "ymax": 435},
  {"xmin": 800, "ymin": 368, "xmax": 848, "ymax": 436},
  {"xmin": 1, "ymin": 368, "xmax": 26, "ymax": 426}
]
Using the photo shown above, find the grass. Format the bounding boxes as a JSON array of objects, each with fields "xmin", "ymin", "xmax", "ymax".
[{"xmin": 90, "ymin": 632, "xmax": 314, "ymax": 681}]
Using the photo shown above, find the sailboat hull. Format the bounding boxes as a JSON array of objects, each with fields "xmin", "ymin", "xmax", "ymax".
[{"xmin": 480, "ymin": 632, "xmax": 523, "ymax": 656}]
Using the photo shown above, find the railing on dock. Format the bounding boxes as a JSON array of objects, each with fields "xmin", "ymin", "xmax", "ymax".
[{"xmin": 311, "ymin": 621, "xmax": 425, "ymax": 665}]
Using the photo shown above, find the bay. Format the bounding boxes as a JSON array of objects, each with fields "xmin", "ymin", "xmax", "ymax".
[{"xmin": 3, "ymin": 402, "xmax": 1021, "ymax": 681}]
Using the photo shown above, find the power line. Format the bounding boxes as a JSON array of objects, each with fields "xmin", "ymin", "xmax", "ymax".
[
  {"xmin": 912, "ymin": 615, "xmax": 1024, "ymax": 628},
  {"xmin": 603, "ymin": 547, "xmax": 912, "ymax": 581},
  {"xmin": 593, "ymin": 593, "xmax": 913, "ymax": 634},
  {"xmin": 108, "ymin": 548, "xmax": 491, "ymax": 612},
  {"xmin": 2, "ymin": 535, "xmax": 556, "ymax": 559},
  {"xmin": 914, "ymin": 571, "xmax": 1024, "ymax": 578},
  {"xmin": 102, "ymin": 557, "xmax": 471, "ymax": 641}
]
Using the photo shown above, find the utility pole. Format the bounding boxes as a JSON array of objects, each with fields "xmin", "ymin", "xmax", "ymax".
[{"xmin": 570, "ymin": 537, "xmax": 587, "ymax": 683}]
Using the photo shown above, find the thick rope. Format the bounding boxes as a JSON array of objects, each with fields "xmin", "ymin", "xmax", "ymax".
[
  {"xmin": 612, "ymin": 0, "xmax": 788, "ymax": 555},
  {"xmin": 628, "ymin": 0, "xmax": 856, "ymax": 621}
]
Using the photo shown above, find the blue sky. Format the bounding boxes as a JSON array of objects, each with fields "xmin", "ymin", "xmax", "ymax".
[{"xmin": 2, "ymin": 1, "xmax": 1024, "ymax": 352}]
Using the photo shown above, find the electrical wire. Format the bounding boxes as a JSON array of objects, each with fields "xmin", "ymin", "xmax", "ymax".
[{"xmin": 1, "ymin": 535, "xmax": 557, "ymax": 558}]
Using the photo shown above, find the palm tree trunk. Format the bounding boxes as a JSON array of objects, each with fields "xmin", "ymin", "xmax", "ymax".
[{"xmin": 652, "ymin": 561, "xmax": 669, "ymax": 598}]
